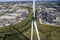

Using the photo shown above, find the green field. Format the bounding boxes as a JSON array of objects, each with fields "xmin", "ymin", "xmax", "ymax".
[
  {"xmin": 0, "ymin": 6, "xmax": 32, "ymax": 40},
  {"xmin": 36, "ymin": 19, "xmax": 60, "ymax": 40}
]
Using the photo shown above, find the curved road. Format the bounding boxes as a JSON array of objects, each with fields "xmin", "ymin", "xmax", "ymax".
[{"xmin": 0, "ymin": 6, "xmax": 32, "ymax": 33}]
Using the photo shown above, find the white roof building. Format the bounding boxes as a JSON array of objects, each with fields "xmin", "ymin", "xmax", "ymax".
[
  {"xmin": 16, "ymin": 9, "xmax": 29, "ymax": 14},
  {"xmin": 0, "ymin": 16, "xmax": 16, "ymax": 19}
]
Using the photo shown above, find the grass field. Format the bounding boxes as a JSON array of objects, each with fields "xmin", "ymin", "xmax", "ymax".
[
  {"xmin": 36, "ymin": 19, "xmax": 60, "ymax": 40},
  {"xmin": 0, "ymin": 6, "xmax": 32, "ymax": 40}
]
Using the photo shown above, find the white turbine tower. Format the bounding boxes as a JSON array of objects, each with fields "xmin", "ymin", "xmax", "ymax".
[{"xmin": 31, "ymin": 0, "xmax": 40, "ymax": 40}]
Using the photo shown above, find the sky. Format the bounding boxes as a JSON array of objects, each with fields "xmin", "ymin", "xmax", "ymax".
[
  {"xmin": 0, "ymin": 0, "xmax": 32, "ymax": 2},
  {"xmin": 36, "ymin": 0, "xmax": 60, "ymax": 1},
  {"xmin": 0, "ymin": 0, "xmax": 59, "ymax": 2}
]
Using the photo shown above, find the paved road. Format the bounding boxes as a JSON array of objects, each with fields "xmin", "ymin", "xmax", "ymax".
[{"xmin": 34, "ymin": 20, "xmax": 40, "ymax": 40}]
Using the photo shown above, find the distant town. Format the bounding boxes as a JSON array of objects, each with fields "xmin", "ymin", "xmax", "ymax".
[
  {"xmin": 35, "ymin": 2, "xmax": 60, "ymax": 26},
  {"xmin": 0, "ymin": 2, "xmax": 33, "ymax": 27}
]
